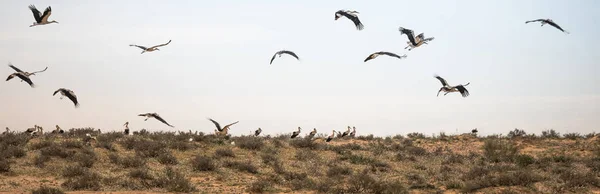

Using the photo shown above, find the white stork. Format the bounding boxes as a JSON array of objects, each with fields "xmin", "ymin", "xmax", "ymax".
[
  {"xmin": 307, "ymin": 128, "xmax": 317, "ymax": 139},
  {"xmin": 53, "ymin": 88, "xmax": 80, "ymax": 107},
  {"xmin": 124, "ymin": 122, "xmax": 130, "ymax": 135},
  {"xmin": 349, "ymin": 126, "xmax": 356, "ymax": 137},
  {"xmin": 8, "ymin": 63, "xmax": 48, "ymax": 80},
  {"xmin": 52, "ymin": 125, "xmax": 64, "ymax": 134},
  {"xmin": 405, "ymin": 33, "xmax": 435, "ymax": 51},
  {"xmin": 434, "ymin": 75, "xmax": 470, "ymax": 98},
  {"xmin": 254, "ymin": 128, "xmax": 262, "ymax": 137},
  {"xmin": 208, "ymin": 118, "xmax": 239, "ymax": 133},
  {"xmin": 341, "ymin": 126, "xmax": 351, "ymax": 137},
  {"xmin": 364, "ymin": 51, "xmax": 407, "ymax": 62},
  {"xmin": 2, "ymin": 127, "xmax": 10, "ymax": 135},
  {"xmin": 28, "ymin": 5, "xmax": 58, "ymax": 27},
  {"xmin": 139, "ymin": 113, "xmax": 174, "ymax": 127},
  {"xmin": 326, "ymin": 130, "xmax": 335, "ymax": 142},
  {"xmin": 291, "ymin": 127, "xmax": 301, "ymax": 139},
  {"xmin": 270, "ymin": 50, "xmax": 300, "ymax": 65},
  {"xmin": 525, "ymin": 19, "xmax": 569, "ymax": 34},
  {"xmin": 334, "ymin": 10, "xmax": 364, "ymax": 30},
  {"xmin": 6, "ymin": 72, "xmax": 35, "ymax": 88},
  {"xmin": 129, "ymin": 40, "xmax": 172, "ymax": 54}
]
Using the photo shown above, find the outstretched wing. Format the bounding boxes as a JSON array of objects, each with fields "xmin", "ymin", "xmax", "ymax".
[
  {"xmin": 337, "ymin": 11, "xmax": 364, "ymax": 30},
  {"xmin": 525, "ymin": 19, "xmax": 545, "ymax": 24},
  {"xmin": 31, "ymin": 67, "xmax": 48, "ymax": 74},
  {"xmin": 377, "ymin": 52, "xmax": 406, "ymax": 59},
  {"xmin": 434, "ymin": 75, "xmax": 449, "ymax": 87},
  {"xmin": 28, "ymin": 5, "xmax": 42, "ymax": 23},
  {"xmin": 129, "ymin": 44, "xmax": 148, "ymax": 50},
  {"xmin": 153, "ymin": 114, "xmax": 174, "ymax": 127},
  {"xmin": 208, "ymin": 118, "xmax": 222, "ymax": 131},
  {"xmin": 422, "ymin": 37, "xmax": 435, "ymax": 42},
  {"xmin": 40, "ymin": 6, "xmax": 52, "ymax": 23},
  {"xmin": 223, "ymin": 121, "xmax": 240, "ymax": 129},
  {"xmin": 281, "ymin": 50, "xmax": 300, "ymax": 60},
  {"xmin": 150, "ymin": 40, "xmax": 172, "ymax": 49},
  {"xmin": 269, "ymin": 53, "xmax": 278, "ymax": 65},
  {"xmin": 8, "ymin": 64, "xmax": 24, "ymax": 73},
  {"xmin": 546, "ymin": 21, "xmax": 569, "ymax": 34},
  {"xmin": 399, "ymin": 27, "xmax": 417, "ymax": 46},
  {"xmin": 64, "ymin": 89, "xmax": 79, "ymax": 107},
  {"xmin": 455, "ymin": 85, "xmax": 470, "ymax": 97},
  {"xmin": 15, "ymin": 73, "xmax": 34, "ymax": 87}
]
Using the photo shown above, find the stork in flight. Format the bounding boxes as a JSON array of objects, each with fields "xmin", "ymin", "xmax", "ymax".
[
  {"xmin": 8, "ymin": 63, "xmax": 48, "ymax": 80},
  {"xmin": 525, "ymin": 19, "xmax": 569, "ymax": 34},
  {"xmin": 6, "ymin": 72, "xmax": 35, "ymax": 88},
  {"xmin": 208, "ymin": 118, "xmax": 239, "ymax": 135},
  {"xmin": 434, "ymin": 75, "xmax": 470, "ymax": 98},
  {"xmin": 270, "ymin": 50, "xmax": 300, "ymax": 65},
  {"xmin": 28, "ymin": 5, "xmax": 58, "ymax": 27},
  {"xmin": 405, "ymin": 33, "xmax": 435, "ymax": 51},
  {"xmin": 334, "ymin": 10, "xmax": 364, "ymax": 30},
  {"xmin": 129, "ymin": 40, "xmax": 172, "ymax": 54},
  {"xmin": 364, "ymin": 51, "xmax": 407, "ymax": 62},
  {"xmin": 138, "ymin": 113, "xmax": 174, "ymax": 127},
  {"xmin": 53, "ymin": 88, "xmax": 80, "ymax": 107}
]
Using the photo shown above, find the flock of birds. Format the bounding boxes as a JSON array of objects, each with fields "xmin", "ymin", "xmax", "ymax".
[{"xmin": 4, "ymin": 5, "xmax": 571, "ymax": 141}]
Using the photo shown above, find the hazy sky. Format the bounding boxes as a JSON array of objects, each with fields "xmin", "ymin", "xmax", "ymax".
[{"xmin": 1, "ymin": 0, "xmax": 598, "ymax": 137}]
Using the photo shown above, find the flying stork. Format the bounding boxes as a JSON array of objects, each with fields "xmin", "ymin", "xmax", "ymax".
[
  {"xmin": 129, "ymin": 40, "xmax": 172, "ymax": 54},
  {"xmin": 290, "ymin": 127, "xmax": 301, "ymax": 139},
  {"xmin": 405, "ymin": 33, "xmax": 435, "ymax": 51},
  {"xmin": 208, "ymin": 118, "xmax": 239, "ymax": 133},
  {"xmin": 28, "ymin": 5, "xmax": 58, "ymax": 27},
  {"xmin": 254, "ymin": 128, "xmax": 262, "ymax": 137},
  {"xmin": 434, "ymin": 75, "xmax": 470, "ymax": 98},
  {"xmin": 53, "ymin": 88, "xmax": 80, "ymax": 107},
  {"xmin": 334, "ymin": 10, "xmax": 364, "ymax": 30},
  {"xmin": 6, "ymin": 72, "xmax": 35, "ymax": 88},
  {"xmin": 138, "ymin": 113, "xmax": 174, "ymax": 128},
  {"xmin": 398, "ymin": 27, "xmax": 420, "ymax": 46},
  {"xmin": 8, "ymin": 63, "xmax": 48, "ymax": 80},
  {"xmin": 270, "ymin": 50, "xmax": 300, "ymax": 65},
  {"xmin": 525, "ymin": 19, "xmax": 569, "ymax": 34},
  {"xmin": 364, "ymin": 52, "xmax": 407, "ymax": 62}
]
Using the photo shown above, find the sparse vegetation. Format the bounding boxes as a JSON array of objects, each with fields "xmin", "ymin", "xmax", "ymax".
[{"xmin": 0, "ymin": 128, "xmax": 598, "ymax": 193}]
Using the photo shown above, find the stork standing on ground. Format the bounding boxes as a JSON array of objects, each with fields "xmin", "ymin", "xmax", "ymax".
[
  {"xmin": 342, "ymin": 126, "xmax": 351, "ymax": 137},
  {"xmin": 471, "ymin": 128, "xmax": 478, "ymax": 134},
  {"xmin": 139, "ymin": 113, "xmax": 174, "ymax": 127},
  {"xmin": 334, "ymin": 10, "xmax": 364, "ymax": 30},
  {"xmin": 25, "ymin": 126, "xmax": 36, "ymax": 134},
  {"xmin": 525, "ymin": 19, "xmax": 569, "ymax": 34},
  {"xmin": 129, "ymin": 40, "xmax": 172, "ymax": 54},
  {"xmin": 52, "ymin": 125, "xmax": 64, "ymax": 134},
  {"xmin": 254, "ymin": 128, "xmax": 262, "ymax": 137},
  {"xmin": 53, "ymin": 88, "xmax": 80, "ymax": 107},
  {"xmin": 28, "ymin": 5, "xmax": 58, "ymax": 27},
  {"xmin": 6, "ymin": 72, "xmax": 35, "ymax": 88},
  {"xmin": 434, "ymin": 75, "xmax": 470, "ymax": 98},
  {"xmin": 2, "ymin": 127, "xmax": 9, "ymax": 135},
  {"xmin": 307, "ymin": 128, "xmax": 317, "ymax": 139},
  {"xmin": 208, "ymin": 118, "xmax": 239, "ymax": 135},
  {"xmin": 270, "ymin": 50, "xmax": 300, "ymax": 65},
  {"xmin": 349, "ymin": 126, "xmax": 356, "ymax": 137},
  {"xmin": 326, "ymin": 130, "xmax": 336, "ymax": 142},
  {"xmin": 124, "ymin": 122, "xmax": 130, "ymax": 135},
  {"xmin": 291, "ymin": 127, "xmax": 301, "ymax": 139},
  {"xmin": 364, "ymin": 52, "xmax": 407, "ymax": 62}
]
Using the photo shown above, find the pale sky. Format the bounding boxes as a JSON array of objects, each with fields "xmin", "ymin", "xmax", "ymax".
[{"xmin": 1, "ymin": 0, "xmax": 598, "ymax": 137}]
